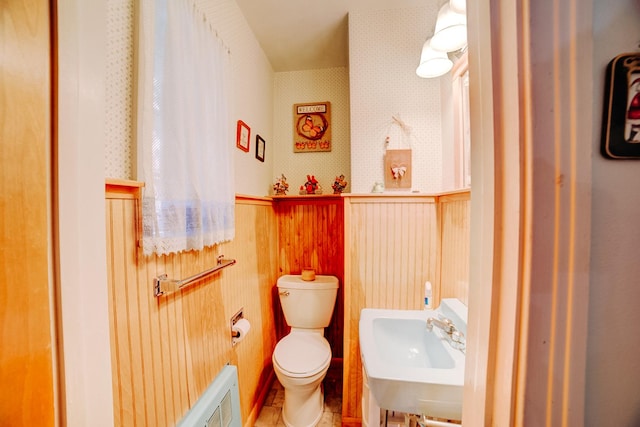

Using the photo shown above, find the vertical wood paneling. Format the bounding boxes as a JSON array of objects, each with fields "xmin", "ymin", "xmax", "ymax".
[
  {"xmin": 105, "ymin": 201, "xmax": 122, "ymax": 427},
  {"xmin": 341, "ymin": 193, "xmax": 470, "ymax": 422},
  {"xmin": 125, "ymin": 199, "xmax": 148, "ymax": 425},
  {"xmin": 342, "ymin": 195, "xmax": 439, "ymax": 422},
  {"xmin": 222, "ymin": 200, "xmax": 280, "ymax": 425},
  {"xmin": 350, "ymin": 197, "xmax": 437, "ymax": 310},
  {"xmin": 274, "ymin": 197, "xmax": 344, "ymax": 359},
  {"xmin": 106, "ymin": 187, "xmax": 469, "ymax": 426},
  {"xmin": 142, "ymin": 253, "xmax": 167, "ymax": 427},
  {"xmin": 439, "ymin": 193, "xmax": 471, "ymax": 305},
  {"xmin": 106, "ymin": 189, "xmax": 278, "ymax": 427},
  {"xmin": 135, "ymin": 235, "xmax": 158, "ymax": 427}
]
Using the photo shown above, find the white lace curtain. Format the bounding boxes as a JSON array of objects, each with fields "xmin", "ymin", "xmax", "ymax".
[{"xmin": 137, "ymin": 0, "xmax": 235, "ymax": 256}]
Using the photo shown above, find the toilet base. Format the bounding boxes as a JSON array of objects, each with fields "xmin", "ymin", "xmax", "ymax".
[
  {"xmin": 281, "ymin": 383, "xmax": 324, "ymax": 427},
  {"xmin": 272, "ymin": 331, "xmax": 332, "ymax": 427}
]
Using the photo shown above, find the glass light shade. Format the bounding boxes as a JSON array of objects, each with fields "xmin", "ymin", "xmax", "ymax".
[
  {"xmin": 431, "ymin": 3, "xmax": 467, "ymax": 52},
  {"xmin": 450, "ymin": 0, "xmax": 466, "ymax": 14},
  {"xmin": 416, "ymin": 38, "xmax": 453, "ymax": 78}
]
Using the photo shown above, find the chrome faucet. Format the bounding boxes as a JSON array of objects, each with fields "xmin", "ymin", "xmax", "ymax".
[
  {"xmin": 426, "ymin": 316, "xmax": 455, "ymax": 334},
  {"xmin": 426, "ymin": 316, "xmax": 466, "ymax": 352},
  {"xmin": 449, "ymin": 330, "xmax": 466, "ymax": 351}
]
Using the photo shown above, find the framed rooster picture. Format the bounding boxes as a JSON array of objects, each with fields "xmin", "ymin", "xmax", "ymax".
[
  {"xmin": 601, "ymin": 53, "xmax": 640, "ymax": 159},
  {"xmin": 293, "ymin": 102, "xmax": 331, "ymax": 152}
]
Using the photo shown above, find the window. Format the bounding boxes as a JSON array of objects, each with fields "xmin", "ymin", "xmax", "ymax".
[
  {"xmin": 137, "ymin": 0, "xmax": 234, "ymax": 256},
  {"xmin": 452, "ymin": 52, "xmax": 471, "ymax": 188}
]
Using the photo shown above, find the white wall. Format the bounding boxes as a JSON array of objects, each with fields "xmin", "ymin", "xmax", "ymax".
[
  {"xmin": 69, "ymin": 0, "xmax": 274, "ymax": 422},
  {"xmin": 104, "ymin": 0, "xmax": 275, "ymax": 197},
  {"xmin": 57, "ymin": 1, "xmax": 114, "ymax": 425},
  {"xmin": 587, "ymin": 1, "xmax": 640, "ymax": 425},
  {"xmin": 103, "ymin": 2, "xmax": 459, "ymax": 197},
  {"xmin": 440, "ymin": 72, "xmax": 455, "ymax": 190},
  {"xmin": 198, "ymin": 2, "xmax": 275, "ymax": 196},
  {"xmin": 348, "ymin": 5, "xmax": 444, "ymax": 194},
  {"xmin": 273, "ymin": 68, "xmax": 351, "ymax": 195},
  {"xmin": 105, "ymin": 0, "xmax": 134, "ymax": 179}
]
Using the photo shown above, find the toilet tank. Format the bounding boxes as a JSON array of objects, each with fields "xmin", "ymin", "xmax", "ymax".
[{"xmin": 277, "ymin": 275, "xmax": 339, "ymax": 329}]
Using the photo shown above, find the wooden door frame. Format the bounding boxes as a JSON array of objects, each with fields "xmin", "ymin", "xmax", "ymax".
[
  {"xmin": 55, "ymin": 0, "xmax": 115, "ymax": 425},
  {"xmin": 51, "ymin": 0, "xmax": 595, "ymax": 424},
  {"xmin": 1, "ymin": 1, "xmax": 56, "ymax": 424},
  {"xmin": 464, "ymin": 0, "xmax": 592, "ymax": 425}
]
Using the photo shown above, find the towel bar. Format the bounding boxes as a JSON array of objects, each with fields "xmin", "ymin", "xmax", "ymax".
[{"xmin": 154, "ymin": 255, "xmax": 236, "ymax": 297}]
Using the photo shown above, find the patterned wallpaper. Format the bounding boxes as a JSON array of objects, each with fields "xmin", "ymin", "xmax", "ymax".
[
  {"xmin": 103, "ymin": 0, "xmax": 275, "ymax": 195},
  {"xmin": 349, "ymin": 5, "xmax": 444, "ymax": 194},
  {"xmin": 105, "ymin": 0, "xmax": 134, "ymax": 180},
  {"xmin": 103, "ymin": 2, "xmax": 449, "ymax": 194},
  {"xmin": 273, "ymin": 68, "xmax": 351, "ymax": 195},
  {"xmin": 195, "ymin": 0, "xmax": 275, "ymax": 197}
]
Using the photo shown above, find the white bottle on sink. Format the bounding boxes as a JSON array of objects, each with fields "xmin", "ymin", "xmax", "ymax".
[{"xmin": 424, "ymin": 281, "xmax": 432, "ymax": 309}]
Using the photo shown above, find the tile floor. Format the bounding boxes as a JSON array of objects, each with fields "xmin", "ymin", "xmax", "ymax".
[{"xmin": 254, "ymin": 366, "xmax": 342, "ymax": 427}]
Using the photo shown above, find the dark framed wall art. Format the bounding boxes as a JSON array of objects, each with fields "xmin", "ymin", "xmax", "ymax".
[
  {"xmin": 255, "ymin": 135, "xmax": 265, "ymax": 162},
  {"xmin": 601, "ymin": 53, "xmax": 640, "ymax": 159}
]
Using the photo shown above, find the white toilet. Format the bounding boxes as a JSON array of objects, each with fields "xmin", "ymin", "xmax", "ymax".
[{"xmin": 272, "ymin": 274, "xmax": 339, "ymax": 427}]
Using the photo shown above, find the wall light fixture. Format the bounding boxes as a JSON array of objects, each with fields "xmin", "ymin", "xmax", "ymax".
[
  {"xmin": 430, "ymin": 3, "xmax": 467, "ymax": 52},
  {"xmin": 416, "ymin": 38, "xmax": 453, "ymax": 78},
  {"xmin": 450, "ymin": 0, "xmax": 466, "ymax": 14}
]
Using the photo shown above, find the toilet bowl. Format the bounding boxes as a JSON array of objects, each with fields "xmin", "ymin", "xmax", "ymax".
[
  {"xmin": 273, "ymin": 331, "xmax": 331, "ymax": 427},
  {"xmin": 272, "ymin": 274, "xmax": 339, "ymax": 427}
]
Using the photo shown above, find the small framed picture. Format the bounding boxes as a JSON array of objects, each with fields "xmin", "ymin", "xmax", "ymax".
[
  {"xmin": 255, "ymin": 135, "xmax": 265, "ymax": 162},
  {"xmin": 236, "ymin": 120, "xmax": 250, "ymax": 152}
]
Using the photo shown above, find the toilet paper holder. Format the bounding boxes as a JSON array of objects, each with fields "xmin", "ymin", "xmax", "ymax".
[
  {"xmin": 231, "ymin": 309, "xmax": 243, "ymax": 337},
  {"xmin": 231, "ymin": 308, "xmax": 249, "ymax": 346}
]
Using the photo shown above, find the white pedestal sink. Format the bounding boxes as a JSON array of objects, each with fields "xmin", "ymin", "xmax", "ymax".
[{"xmin": 359, "ymin": 299, "xmax": 467, "ymax": 421}]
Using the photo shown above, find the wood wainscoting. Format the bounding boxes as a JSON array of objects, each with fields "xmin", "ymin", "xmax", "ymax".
[
  {"xmin": 105, "ymin": 182, "xmax": 279, "ymax": 426},
  {"xmin": 438, "ymin": 191, "xmax": 471, "ymax": 306},
  {"xmin": 273, "ymin": 195, "xmax": 344, "ymax": 359},
  {"xmin": 105, "ymin": 185, "xmax": 469, "ymax": 426},
  {"xmin": 341, "ymin": 191, "xmax": 470, "ymax": 424}
]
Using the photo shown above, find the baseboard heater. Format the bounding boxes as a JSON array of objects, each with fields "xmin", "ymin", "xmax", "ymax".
[{"xmin": 178, "ymin": 365, "xmax": 242, "ymax": 427}]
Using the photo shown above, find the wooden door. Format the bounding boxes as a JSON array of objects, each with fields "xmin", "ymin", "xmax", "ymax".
[{"xmin": 0, "ymin": 0, "xmax": 56, "ymax": 425}]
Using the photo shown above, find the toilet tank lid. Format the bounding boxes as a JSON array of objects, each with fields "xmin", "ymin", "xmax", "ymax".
[{"xmin": 277, "ymin": 274, "xmax": 338, "ymax": 289}]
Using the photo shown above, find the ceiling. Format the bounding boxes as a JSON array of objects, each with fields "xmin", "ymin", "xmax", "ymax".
[{"xmin": 235, "ymin": 0, "xmax": 429, "ymax": 72}]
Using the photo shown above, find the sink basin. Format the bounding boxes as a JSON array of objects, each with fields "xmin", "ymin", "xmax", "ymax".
[
  {"xmin": 359, "ymin": 299, "xmax": 467, "ymax": 420},
  {"xmin": 373, "ymin": 317, "xmax": 456, "ymax": 369}
]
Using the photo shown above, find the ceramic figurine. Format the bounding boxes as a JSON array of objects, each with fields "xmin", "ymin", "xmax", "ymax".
[
  {"xmin": 303, "ymin": 175, "xmax": 319, "ymax": 194},
  {"xmin": 273, "ymin": 174, "xmax": 289, "ymax": 195},
  {"xmin": 372, "ymin": 182, "xmax": 385, "ymax": 193},
  {"xmin": 332, "ymin": 174, "xmax": 348, "ymax": 194}
]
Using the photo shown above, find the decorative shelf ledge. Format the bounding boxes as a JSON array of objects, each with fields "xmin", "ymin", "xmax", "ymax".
[{"xmin": 271, "ymin": 194, "xmax": 344, "ymax": 201}]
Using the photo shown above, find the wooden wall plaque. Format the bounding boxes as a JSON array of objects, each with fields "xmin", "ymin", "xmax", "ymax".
[
  {"xmin": 384, "ymin": 148, "xmax": 412, "ymax": 190},
  {"xmin": 293, "ymin": 102, "xmax": 331, "ymax": 152}
]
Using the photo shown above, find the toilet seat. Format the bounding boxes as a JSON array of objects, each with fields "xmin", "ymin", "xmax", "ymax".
[{"xmin": 273, "ymin": 332, "xmax": 331, "ymax": 378}]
